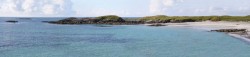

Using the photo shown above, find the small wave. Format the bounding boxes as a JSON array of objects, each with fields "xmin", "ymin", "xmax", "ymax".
[{"xmin": 228, "ymin": 33, "xmax": 250, "ymax": 44}]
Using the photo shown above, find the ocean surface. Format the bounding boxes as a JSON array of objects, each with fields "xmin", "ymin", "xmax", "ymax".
[{"xmin": 0, "ymin": 17, "xmax": 250, "ymax": 57}]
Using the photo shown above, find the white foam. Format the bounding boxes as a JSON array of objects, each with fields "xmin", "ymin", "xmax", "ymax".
[{"xmin": 228, "ymin": 33, "xmax": 250, "ymax": 43}]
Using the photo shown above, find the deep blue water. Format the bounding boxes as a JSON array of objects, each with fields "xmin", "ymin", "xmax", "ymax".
[{"xmin": 0, "ymin": 18, "xmax": 250, "ymax": 57}]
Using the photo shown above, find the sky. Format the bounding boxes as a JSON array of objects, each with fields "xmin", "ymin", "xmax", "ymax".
[{"xmin": 0, "ymin": 0, "xmax": 250, "ymax": 17}]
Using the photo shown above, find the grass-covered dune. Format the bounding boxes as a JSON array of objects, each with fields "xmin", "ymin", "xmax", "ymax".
[
  {"xmin": 96, "ymin": 15, "xmax": 125, "ymax": 22},
  {"xmin": 139, "ymin": 15, "xmax": 250, "ymax": 23}
]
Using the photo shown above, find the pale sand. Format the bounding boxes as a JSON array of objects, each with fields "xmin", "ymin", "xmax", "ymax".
[{"xmin": 164, "ymin": 21, "xmax": 250, "ymax": 42}]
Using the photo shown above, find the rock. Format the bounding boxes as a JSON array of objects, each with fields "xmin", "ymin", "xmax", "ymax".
[
  {"xmin": 211, "ymin": 29, "xmax": 247, "ymax": 32},
  {"xmin": 6, "ymin": 20, "xmax": 18, "ymax": 23}
]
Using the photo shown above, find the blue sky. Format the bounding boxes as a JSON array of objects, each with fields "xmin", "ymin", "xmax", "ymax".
[{"xmin": 0, "ymin": 0, "xmax": 250, "ymax": 17}]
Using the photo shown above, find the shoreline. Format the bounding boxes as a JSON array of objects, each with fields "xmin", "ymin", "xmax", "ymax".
[
  {"xmin": 164, "ymin": 21, "xmax": 250, "ymax": 42},
  {"xmin": 228, "ymin": 33, "xmax": 250, "ymax": 44}
]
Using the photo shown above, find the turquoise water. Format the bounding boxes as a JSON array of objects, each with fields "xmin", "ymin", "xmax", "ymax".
[{"xmin": 0, "ymin": 18, "xmax": 250, "ymax": 57}]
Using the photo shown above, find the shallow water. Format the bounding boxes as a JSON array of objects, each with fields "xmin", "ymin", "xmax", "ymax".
[{"xmin": 0, "ymin": 18, "xmax": 250, "ymax": 57}]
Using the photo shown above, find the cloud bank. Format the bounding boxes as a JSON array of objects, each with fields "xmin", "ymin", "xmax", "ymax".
[
  {"xmin": 149, "ymin": 0, "xmax": 250, "ymax": 16},
  {"xmin": 0, "ymin": 0, "xmax": 75, "ymax": 17},
  {"xmin": 1, "ymin": 0, "xmax": 250, "ymax": 17}
]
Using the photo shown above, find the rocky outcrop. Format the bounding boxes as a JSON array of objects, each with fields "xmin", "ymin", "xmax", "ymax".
[
  {"xmin": 6, "ymin": 20, "xmax": 18, "ymax": 23},
  {"xmin": 211, "ymin": 29, "xmax": 247, "ymax": 32},
  {"xmin": 48, "ymin": 17, "xmax": 145, "ymax": 25},
  {"xmin": 212, "ymin": 29, "xmax": 250, "ymax": 39}
]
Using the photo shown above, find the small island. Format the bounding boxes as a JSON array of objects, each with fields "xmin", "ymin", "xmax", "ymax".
[
  {"xmin": 6, "ymin": 20, "xmax": 18, "ymax": 23},
  {"xmin": 48, "ymin": 15, "xmax": 144, "ymax": 25}
]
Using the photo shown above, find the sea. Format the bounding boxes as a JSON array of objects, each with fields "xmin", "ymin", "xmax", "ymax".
[{"xmin": 0, "ymin": 17, "xmax": 250, "ymax": 57}]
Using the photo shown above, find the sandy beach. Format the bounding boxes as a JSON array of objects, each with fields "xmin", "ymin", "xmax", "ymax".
[{"xmin": 165, "ymin": 21, "xmax": 250, "ymax": 41}]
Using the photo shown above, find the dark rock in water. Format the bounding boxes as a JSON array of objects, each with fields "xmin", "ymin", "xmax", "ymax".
[
  {"xmin": 211, "ymin": 29, "xmax": 247, "ymax": 32},
  {"xmin": 148, "ymin": 23, "xmax": 166, "ymax": 26},
  {"xmin": 6, "ymin": 20, "xmax": 18, "ymax": 23}
]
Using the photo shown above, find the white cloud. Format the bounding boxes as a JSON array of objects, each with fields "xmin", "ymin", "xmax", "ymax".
[
  {"xmin": 0, "ymin": 0, "xmax": 75, "ymax": 17},
  {"xmin": 76, "ymin": 8, "xmax": 131, "ymax": 17},
  {"xmin": 149, "ymin": 0, "xmax": 250, "ymax": 16},
  {"xmin": 149, "ymin": 0, "xmax": 183, "ymax": 15},
  {"xmin": 149, "ymin": 0, "xmax": 167, "ymax": 15},
  {"xmin": 192, "ymin": 6, "xmax": 250, "ymax": 16}
]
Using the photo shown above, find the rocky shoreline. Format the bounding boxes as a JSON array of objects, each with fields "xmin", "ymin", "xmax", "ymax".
[
  {"xmin": 46, "ymin": 15, "xmax": 197, "ymax": 25},
  {"xmin": 211, "ymin": 29, "xmax": 249, "ymax": 38},
  {"xmin": 47, "ymin": 16, "xmax": 145, "ymax": 25},
  {"xmin": 48, "ymin": 20, "xmax": 145, "ymax": 25},
  {"xmin": 167, "ymin": 22, "xmax": 250, "ymax": 40},
  {"xmin": 211, "ymin": 29, "xmax": 247, "ymax": 33}
]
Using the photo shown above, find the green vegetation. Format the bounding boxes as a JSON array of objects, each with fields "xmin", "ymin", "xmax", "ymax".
[
  {"xmin": 96, "ymin": 15, "xmax": 125, "ymax": 22},
  {"xmin": 139, "ymin": 15, "xmax": 250, "ymax": 22},
  {"xmin": 218, "ymin": 16, "xmax": 250, "ymax": 21},
  {"xmin": 49, "ymin": 15, "xmax": 250, "ymax": 25},
  {"xmin": 139, "ymin": 15, "xmax": 199, "ymax": 23}
]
